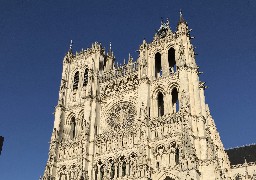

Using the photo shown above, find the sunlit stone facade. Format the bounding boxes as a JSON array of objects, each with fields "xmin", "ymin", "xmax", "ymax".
[{"xmin": 41, "ymin": 14, "xmax": 256, "ymax": 180}]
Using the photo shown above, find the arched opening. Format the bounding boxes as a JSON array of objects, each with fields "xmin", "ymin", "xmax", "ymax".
[
  {"xmin": 117, "ymin": 164, "xmax": 119, "ymax": 177},
  {"xmin": 175, "ymin": 148, "xmax": 179, "ymax": 165},
  {"xmin": 157, "ymin": 92, "xmax": 164, "ymax": 116},
  {"xmin": 70, "ymin": 117, "xmax": 76, "ymax": 139},
  {"xmin": 164, "ymin": 176, "xmax": 175, "ymax": 180},
  {"xmin": 94, "ymin": 165, "xmax": 98, "ymax": 180},
  {"xmin": 73, "ymin": 71, "xmax": 79, "ymax": 90},
  {"xmin": 168, "ymin": 48, "xmax": 176, "ymax": 73},
  {"xmin": 100, "ymin": 165, "xmax": 104, "ymax": 180},
  {"xmin": 171, "ymin": 88, "xmax": 179, "ymax": 113},
  {"xmin": 155, "ymin": 52, "xmax": 162, "ymax": 78},
  {"xmin": 156, "ymin": 161, "xmax": 160, "ymax": 170},
  {"xmin": 122, "ymin": 161, "xmax": 126, "ymax": 177},
  {"xmin": 110, "ymin": 162, "xmax": 115, "ymax": 179},
  {"xmin": 83, "ymin": 68, "xmax": 89, "ymax": 87}
]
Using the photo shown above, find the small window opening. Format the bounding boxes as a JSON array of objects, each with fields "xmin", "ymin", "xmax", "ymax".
[
  {"xmin": 110, "ymin": 162, "xmax": 115, "ymax": 179},
  {"xmin": 100, "ymin": 166, "xmax": 104, "ymax": 180},
  {"xmin": 157, "ymin": 92, "xmax": 164, "ymax": 116},
  {"xmin": 171, "ymin": 88, "xmax": 179, "ymax": 113},
  {"xmin": 168, "ymin": 48, "xmax": 176, "ymax": 73},
  {"xmin": 95, "ymin": 166, "xmax": 98, "ymax": 180},
  {"xmin": 73, "ymin": 71, "xmax": 79, "ymax": 90},
  {"xmin": 156, "ymin": 162, "xmax": 160, "ymax": 169},
  {"xmin": 117, "ymin": 164, "xmax": 119, "ymax": 177},
  {"xmin": 155, "ymin": 52, "xmax": 162, "ymax": 78},
  {"xmin": 122, "ymin": 161, "xmax": 126, "ymax": 177},
  {"xmin": 83, "ymin": 68, "xmax": 89, "ymax": 87},
  {"xmin": 70, "ymin": 117, "xmax": 76, "ymax": 139},
  {"xmin": 175, "ymin": 148, "xmax": 179, "ymax": 164}
]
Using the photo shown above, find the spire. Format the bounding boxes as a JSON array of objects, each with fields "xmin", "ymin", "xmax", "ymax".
[{"xmin": 178, "ymin": 9, "xmax": 187, "ymax": 24}]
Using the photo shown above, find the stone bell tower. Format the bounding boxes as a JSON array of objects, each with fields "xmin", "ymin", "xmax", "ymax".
[{"xmin": 42, "ymin": 13, "xmax": 232, "ymax": 180}]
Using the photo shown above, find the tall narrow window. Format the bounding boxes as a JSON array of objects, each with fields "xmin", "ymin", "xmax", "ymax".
[
  {"xmin": 175, "ymin": 148, "xmax": 179, "ymax": 164},
  {"xmin": 122, "ymin": 161, "xmax": 126, "ymax": 177},
  {"xmin": 110, "ymin": 162, "xmax": 115, "ymax": 179},
  {"xmin": 100, "ymin": 166, "xmax": 104, "ymax": 180},
  {"xmin": 168, "ymin": 48, "xmax": 176, "ymax": 73},
  {"xmin": 171, "ymin": 88, "xmax": 179, "ymax": 113},
  {"xmin": 95, "ymin": 165, "xmax": 98, "ymax": 180},
  {"xmin": 157, "ymin": 92, "xmax": 164, "ymax": 116},
  {"xmin": 83, "ymin": 68, "xmax": 89, "ymax": 87},
  {"xmin": 70, "ymin": 117, "xmax": 76, "ymax": 139},
  {"xmin": 155, "ymin": 52, "xmax": 162, "ymax": 78},
  {"xmin": 73, "ymin": 71, "xmax": 79, "ymax": 90}
]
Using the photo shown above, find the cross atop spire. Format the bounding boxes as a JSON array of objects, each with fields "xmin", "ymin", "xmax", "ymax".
[{"xmin": 69, "ymin": 40, "xmax": 73, "ymax": 50}]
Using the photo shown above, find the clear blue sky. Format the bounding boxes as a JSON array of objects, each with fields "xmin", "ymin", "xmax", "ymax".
[{"xmin": 0, "ymin": 1, "xmax": 255, "ymax": 179}]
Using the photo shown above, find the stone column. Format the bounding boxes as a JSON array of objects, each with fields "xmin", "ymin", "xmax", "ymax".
[
  {"xmin": 199, "ymin": 87, "xmax": 207, "ymax": 117},
  {"xmin": 191, "ymin": 70, "xmax": 201, "ymax": 116}
]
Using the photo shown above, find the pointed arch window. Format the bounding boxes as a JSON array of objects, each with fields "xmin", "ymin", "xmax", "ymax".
[
  {"xmin": 168, "ymin": 48, "xmax": 176, "ymax": 73},
  {"xmin": 122, "ymin": 161, "xmax": 126, "ymax": 177},
  {"xmin": 157, "ymin": 92, "xmax": 164, "ymax": 117},
  {"xmin": 100, "ymin": 165, "xmax": 104, "ymax": 180},
  {"xmin": 83, "ymin": 68, "xmax": 89, "ymax": 87},
  {"xmin": 94, "ymin": 165, "xmax": 98, "ymax": 180},
  {"xmin": 175, "ymin": 148, "xmax": 179, "ymax": 164},
  {"xmin": 73, "ymin": 71, "xmax": 79, "ymax": 90},
  {"xmin": 171, "ymin": 88, "xmax": 179, "ymax": 113},
  {"xmin": 155, "ymin": 52, "xmax": 162, "ymax": 78},
  {"xmin": 70, "ymin": 117, "xmax": 76, "ymax": 139},
  {"xmin": 110, "ymin": 162, "xmax": 115, "ymax": 179}
]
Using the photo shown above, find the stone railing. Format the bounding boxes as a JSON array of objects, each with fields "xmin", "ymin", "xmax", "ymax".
[
  {"xmin": 231, "ymin": 161, "xmax": 256, "ymax": 169},
  {"xmin": 99, "ymin": 62, "xmax": 138, "ymax": 83}
]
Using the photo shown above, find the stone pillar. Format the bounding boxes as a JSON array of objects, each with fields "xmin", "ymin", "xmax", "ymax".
[
  {"xmin": 191, "ymin": 70, "xmax": 202, "ymax": 116},
  {"xmin": 188, "ymin": 70, "xmax": 196, "ymax": 115},
  {"xmin": 114, "ymin": 163, "xmax": 118, "ymax": 178},
  {"xmin": 199, "ymin": 87, "xmax": 207, "ymax": 117}
]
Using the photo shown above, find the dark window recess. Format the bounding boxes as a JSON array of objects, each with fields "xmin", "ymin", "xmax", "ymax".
[
  {"xmin": 155, "ymin": 52, "xmax": 162, "ymax": 78},
  {"xmin": 158, "ymin": 92, "xmax": 164, "ymax": 116},
  {"xmin": 73, "ymin": 71, "xmax": 79, "ymax": 90},
  {"xmin": 83, "ymin": 68, "xmax": 89, "ymax": 87},
  {"xmin": 168, "ymin": 48, "xmax": 176, "ymax": 73}
]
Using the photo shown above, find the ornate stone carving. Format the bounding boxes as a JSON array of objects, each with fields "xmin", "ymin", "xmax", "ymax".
[{"xmin": 106, "ymin": 101, "xmax": 136, "ymax": 130}]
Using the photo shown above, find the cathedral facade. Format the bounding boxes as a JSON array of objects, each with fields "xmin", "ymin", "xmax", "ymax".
[{"xmin": 41, "ymin": 14, "xmax": 255, "ymax": 180}]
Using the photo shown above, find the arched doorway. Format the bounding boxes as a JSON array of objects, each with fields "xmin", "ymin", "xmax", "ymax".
[{"xmin": 164, "ymin": 176, "xmax": 175, "ymax": 180}]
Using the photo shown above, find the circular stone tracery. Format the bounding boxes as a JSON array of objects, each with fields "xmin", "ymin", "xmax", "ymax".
[{"xmin": 106, "ymin": 102, "xmax": 136, "ymax": 130}]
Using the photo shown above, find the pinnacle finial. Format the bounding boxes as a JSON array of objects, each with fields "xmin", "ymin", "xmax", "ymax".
[
  {"xmin": 69, "ymin": 40, "xmax": 73, "ymax": 50},
  {"xmin": 180, "ymin": 9, "xmax": 183, "ymax": 18},
  {"xmin": 109, "ymin": 41, "xmax": 112, "ymax": 51},
  {"xmin": 178, "ymin": 9, "xmax": 186, "ymax": 25}
]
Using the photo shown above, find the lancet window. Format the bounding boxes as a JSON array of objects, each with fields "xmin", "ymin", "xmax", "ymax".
[
  {"xmin": 168, "ymin": 48, "xmax": 176, "ymax": 73},
  {"xmin": 70, "ymin": 117, "xmax": 76, "ymax": 139},
  {"xmin": 157, "ymin": 92, "xmax": 164, "ymax": 116},
  {"xmin": 155, "ymin": 52, "xmax": 162, "ymax": 78},
  {"xmin": 175, "ymin": 148, "xmax": 179, "ymax": 164},
  {"xmin": 83, "ymin": 68, "xmax": 89, "ymax": 87},
  {"xmin": 100, "ymin": 165, "xmax": 104, "ymax": 180},
  {"xmin": 171, "ymin": 88, "xmax": 179, "ymax": 113},
  {"xmin": 122, "ymin": 161, "xmax": 126, "ymax": 177},
  {"xmin": 73, "ymin": 71, "xmax": 79, "ymax": 90},
  {"xmin": 110, "ymin": 161, "xmax": 115, "ymax": 179}
]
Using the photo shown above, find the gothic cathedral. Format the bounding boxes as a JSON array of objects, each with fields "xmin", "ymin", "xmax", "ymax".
[{"xmin": 41, "ymin": 14, "xmax": 256, "ymax": 180}]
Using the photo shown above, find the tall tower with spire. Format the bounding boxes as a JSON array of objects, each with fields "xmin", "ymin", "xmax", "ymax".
[{"xmin": 42, "ymin": 13, "xmax": 233, "ymax": 180}]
